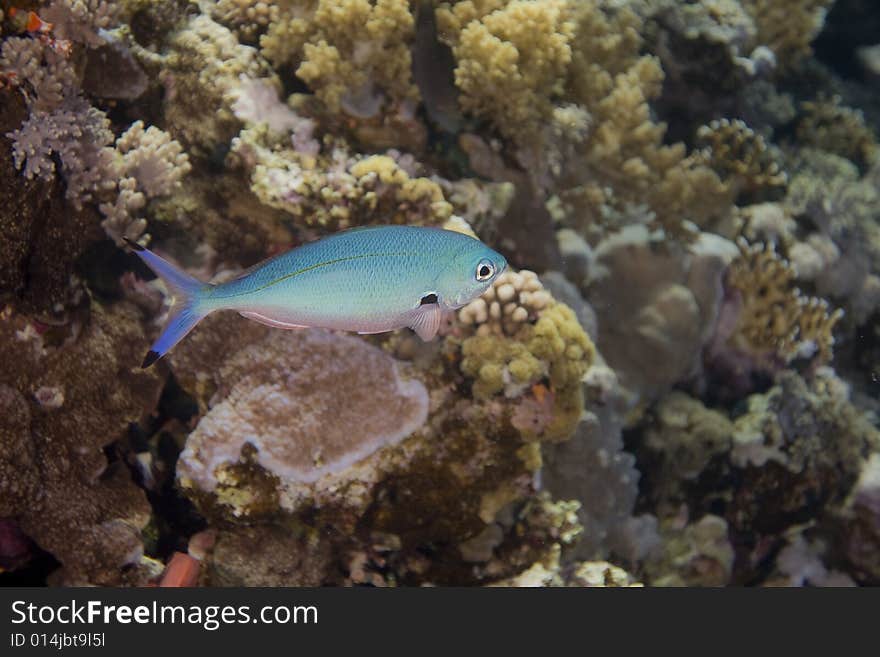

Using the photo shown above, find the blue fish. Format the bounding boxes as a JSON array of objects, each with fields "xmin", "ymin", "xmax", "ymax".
[{"xmin": 126, "ymin": 225, "xmax": 507, "ymax": 367}]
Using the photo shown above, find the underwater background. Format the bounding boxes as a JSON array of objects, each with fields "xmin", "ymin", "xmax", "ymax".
[{"xmin": 1, "ymin": 0, "xmax": 879, "ymax": 587}]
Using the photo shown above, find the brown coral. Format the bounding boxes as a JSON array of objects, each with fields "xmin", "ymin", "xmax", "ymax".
[
  {"xmin": 796, "ymin": 96, "xmax": 878, "ymax": 169},
  {"xmin": 725, "ymin": 240, "xmax": 843, "ymax": 365},
  {"xmin": 696, "ymin": 118, "xmax": 787, "ymax": 196},
  {"xmin": 0, "ymin": 301, "xmax": 164, "ymax": 584}
]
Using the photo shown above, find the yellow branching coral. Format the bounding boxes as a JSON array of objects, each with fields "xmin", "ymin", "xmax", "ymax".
[
  {"xmin": 741, "ymin": 0, "xmax": 832, "ymax": 69},
  {"xmin": 565, "ymin": 3, "xmax": 733, "ymax": 235},
  {"xmin": 439, "ymin": 1, "xmax": 732, "ymax": 237},
  {"xmin": 443, "ymin": 0, "xmax": 575, "ymax": 140},
  {"xmin": 261, "ymin": 0, "xmax": 418, "ymax": 114},
  {"xmin": 726, "ymin": 240, "xmax": 843, "ymax": 365},
  {"xmin": 696, "ymin": 118, "xmax": 787, "ymax": 195},
  {"xmin": 436, "ymin": 0, "xmax": 508, "ymax": 33},
  {"xmin": 796, "ymin": 96, "xmax": 878, "ymax": 168},
  {"xmin": 557, "ymin": 55, "xmax": 733, "ymax": 237},
  {"xmin": 458, "ymin": 273, "xmax": 595, "ymax": 440},
  {"xmin": 564, "ymin": 0, "xmax": 643, "ymax": 108}
]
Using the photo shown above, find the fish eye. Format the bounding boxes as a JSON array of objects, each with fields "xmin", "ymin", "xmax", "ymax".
[{"xmin": 475, "ymin": 259, "xmax": 495, "ymax": 281}]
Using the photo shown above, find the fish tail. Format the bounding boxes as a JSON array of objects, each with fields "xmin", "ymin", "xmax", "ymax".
[{"xmin": 124, "ymin": 238, "xmax": 212, "ymax": 368}]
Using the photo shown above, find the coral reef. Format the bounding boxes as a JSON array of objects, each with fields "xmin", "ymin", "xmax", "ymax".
[
  {"xmin": 159, "ymin": 307, "xmax": 597, "ymax": 584},
  {"xmin": 155, "ymin": 13, "xmax": 275, "ymax": 153},
  {"xmin": 636, "ymin": 369, "xmax": 880, "ymax": 584},
  {"xmin": 458, "ymin": 282, "xmax": 595, "ymax": 441},
  {"xmin": 100, "ymin": 120, "xmax": 192, "ymax": 245},
  {"xmin": 2, "ymin": 0, "xmax": 878, "ymax": 589}
]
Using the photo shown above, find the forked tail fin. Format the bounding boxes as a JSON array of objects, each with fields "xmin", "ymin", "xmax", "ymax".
[{"xmin": 124, "ymin": 239, "xmax": 212, "ymax": 368}]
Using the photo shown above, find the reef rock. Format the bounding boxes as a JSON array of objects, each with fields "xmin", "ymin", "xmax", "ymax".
[{"xmin": 0, "ymin": 301, "xmax": 163, "ymax": 584}]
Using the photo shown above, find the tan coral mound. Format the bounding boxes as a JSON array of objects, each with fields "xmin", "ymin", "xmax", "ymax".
[
  {"xmin": 458, "ymin": 269, "xmax": 553, "ymax": 337},
  {"xmin": 177, "ymin": 329, "xmax": 429, "ymax": 505}
]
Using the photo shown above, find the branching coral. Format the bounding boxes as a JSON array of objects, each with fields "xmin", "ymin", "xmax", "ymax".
[
  {"xmin": 438, "ymin": 1, "xmax": 731, "ymax": 242},
  {"xmin": 99, "ymin": 121, "xmax": 192, "ymax": 245},
  {"xmin": 261, "ymin": 0, "xmax": 418, "ymax": 115},
  {"xmin": 212, "ymin": 0, "xmax": 280, "ymax": 43},
  {"xmin": 696, "ymin": 118, "xmax": 787, "ymax": 196},
  {"xmin": 0, "ymin": 35, "xmax": 78, "ymax": 110},
  {"xmin": 42, "ymin": 0, "xmax": 119, "ymax": 47},
  {"xmin": 441, "ymin": 0, "xmax": 574, "ymax": 140},
  {"xmin": 568, "ymin": 3, "xmax": 736, "ymax": 235},
  {"xmin": 568, "ymin": 52, "xmax": 732, "ymax": 236},
  {"xmin": 723, "ymin": 240, "xmax": 843, "ymax": 366},
  {"xmin": 1, "ymin": 35, "xmax": 119, "ymax": 208},
  {"xmin": 782, "ymin": 151, "xmax": 880, "ymax": 324},
  {"xmin": 796, "ymin": 96, "xmax": 878, "ymax": 169},
  {"xmin": 158, "ymin": 14, "xmax": 274, "ymax": 151},
  {"xmin": 1, "ymin": 24, "xmax": 197, "ymax": 298},
  {"xmin": 7, "ymin": 95, "xmax": 115, "ymax": 207},
  {"xmin": 741, "ymin": 0, "xmax": 833, "ymax": 70}
]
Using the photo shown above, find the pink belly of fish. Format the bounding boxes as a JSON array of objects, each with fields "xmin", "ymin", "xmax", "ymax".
[{"xmin": 238, "ymin": 307, "xmax": 410, "ymax": 335}]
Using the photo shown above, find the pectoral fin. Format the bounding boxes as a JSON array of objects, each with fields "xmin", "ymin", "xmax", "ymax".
[{"xmin": 410, "ymin": 303, "xmax": 443, "ymax": 341}]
